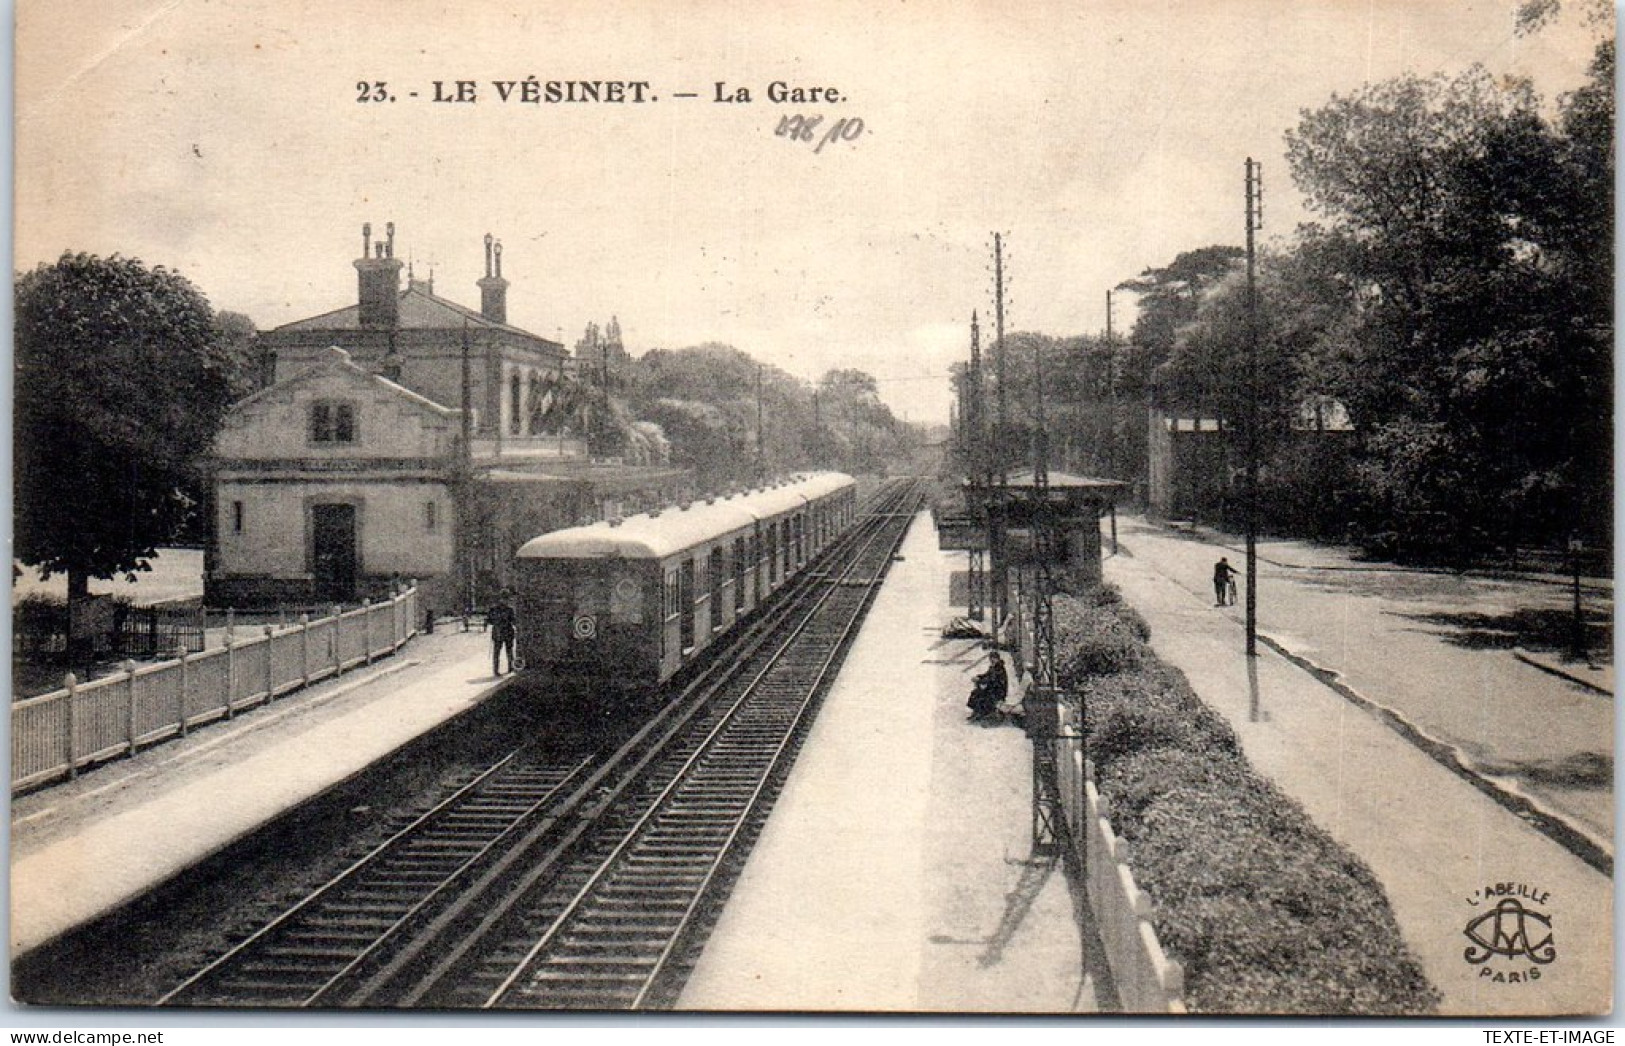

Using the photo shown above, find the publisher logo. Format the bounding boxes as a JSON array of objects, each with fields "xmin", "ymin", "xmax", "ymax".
[{"xmin": 1463, "ymin": 882, "xmax": 1555, "ymax": 983}]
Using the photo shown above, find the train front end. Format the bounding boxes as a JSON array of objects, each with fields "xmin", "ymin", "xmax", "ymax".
[{"xmin": 513, "ymin": 535, "xmax": 664, "ymax": 694}]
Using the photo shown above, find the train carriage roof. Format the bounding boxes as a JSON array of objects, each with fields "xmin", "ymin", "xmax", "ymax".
[{"xmin": 516, "ymin": 472, "xmax": 855, "ymax": 561}]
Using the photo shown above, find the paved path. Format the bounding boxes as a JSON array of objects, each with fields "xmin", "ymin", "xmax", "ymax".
[
  {"xmin": 680, "ymin": 512, "xmax": 1102, "ymax": 1012},
  {"xmin": 10, "ymin": 628, "xmax": 507, "ymax": 957},
  {"xmin": 1105, "ymin": 533, "xmax": 1613, "ymax": 1016},
  {"xmin": 1114, "ymin": 516, "xmax": 1613, "ymax": 849}
]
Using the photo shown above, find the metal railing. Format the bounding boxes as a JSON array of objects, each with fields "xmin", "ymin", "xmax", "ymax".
[{"xmin": 12, "ymin": 587, "xmax": 419, "ymax": 794}]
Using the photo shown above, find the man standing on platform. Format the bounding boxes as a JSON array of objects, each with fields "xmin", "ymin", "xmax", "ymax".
[{"xmin": 488, "ymin": 588, "xmax": 518, "ymax": 676}]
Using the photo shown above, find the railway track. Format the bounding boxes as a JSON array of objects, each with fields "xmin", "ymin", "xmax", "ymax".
[
  {"xmin": 159, "ymin": 753, "xmax": 596, "ymax": 1006},
  {"xmin": 161, "ymin": 478, "xmax": 923, "ymax": 1010}
]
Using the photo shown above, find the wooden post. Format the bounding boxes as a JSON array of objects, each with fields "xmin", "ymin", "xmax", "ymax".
[
  {"xmin": 332, "ymin": 605, "xmax": 342, "ymax": 674},
  {"xmin": 124, "ymin": 659, "xmax": 139, "ymax": 756},
  {"xmin": 177, "ymin": 650, "xmax": 189, "ymax": 737},
  {"xmin": 64, "ymin": 672, "xmax": 78, "ymax": 780},
  {"xmin": 264, "ymin": 624, "xmax": 275, "ymax": 702},
  {"xmin": 363, "ymin": 598, "xmax": 374, "ymax": 665},
  {"xmin": 299, "ymin": 613, "xmax": 311, "ymax": 687},
  {"xmin": 224, "ymin": 631, "xmax": 236, "ymax": 718}
]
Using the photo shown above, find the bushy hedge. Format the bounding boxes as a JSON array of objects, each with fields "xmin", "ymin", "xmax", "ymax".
[{"xmin": 1056, "ymin": 590, "xmax": 1440, "ymax": 1015}]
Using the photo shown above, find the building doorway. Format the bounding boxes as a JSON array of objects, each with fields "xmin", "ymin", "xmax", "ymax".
[{"xmin": 312, "ymin": 503, "xmax": 358, "ymax": 602}]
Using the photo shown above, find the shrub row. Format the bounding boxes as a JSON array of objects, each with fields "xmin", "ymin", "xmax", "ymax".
[{"xmin": 1054, "ymin": 589, "xmax": 1440, "ymax": 1015}]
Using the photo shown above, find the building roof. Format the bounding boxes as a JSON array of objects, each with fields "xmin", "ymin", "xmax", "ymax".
[
  {"xmin": 228, "ymin": 346, "xmax": 461, "ymax": 418},
  {"xmin": 483, "ymin": 463, "xmax": 690, "ymax": 494},
  {"xmin": 516, "ymin": 472, "xmax": 855, "ymax": 561},
  {"xmin": 271, "ymin": 284, "xmax": 563, "ymax": 352},
  {"xmin": 994, "ymin": 469, "xmax": 1128, "ymax": 493}
]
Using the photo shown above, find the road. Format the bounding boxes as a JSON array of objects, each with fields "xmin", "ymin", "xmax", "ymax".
[{"xmin": 1106, "ymin": 515, "xmax": 1613, "ymax": 853}]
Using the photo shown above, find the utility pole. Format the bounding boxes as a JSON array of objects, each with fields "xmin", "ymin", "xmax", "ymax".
[
  {"xmin": 756, "ymin": 363, "xmax": 765, "ymax": 483},
  {"xmin": 1244, "ymin": 157, "xmax": 1263, "ymax": 657},
  {"xmin": 1030, "ymin": 305, "xmax": 1062, "ymax": 852},
  {"xmin": 1106, "ymin": 288, "xmax": 1118, "ymax": 477},
  {"xmin": 967, "ymin": 312, "xmax": 986, "ymax": 621},
  {"xmin": 459, "ymin": 319, "xmax": 475, "ymax": 615},
  {"xmin": 990, "ymin": 234, "xmax": 1009, "ymax": 643}
]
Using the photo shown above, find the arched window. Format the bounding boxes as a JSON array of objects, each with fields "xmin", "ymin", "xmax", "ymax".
[{"xmin": 528, "ymin": 372, "xmax": 545, "ymax": 434}]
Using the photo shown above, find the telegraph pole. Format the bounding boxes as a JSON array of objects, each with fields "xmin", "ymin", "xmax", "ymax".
[
  {"xmin": 756, "ymin": 363, "xmax": 765, "ymax": 483},
  {"xmin": 967, "ymin": 312, "xmax": 986, "ymax": 621},
  {"xmin": 1030, "ymin": 302, "xmax": 1062, "ymax": 851},
  {"xmin": 990, "ymin": 234, "xmax": 1010, "ymax": 641},
  {"xmin": 1106, "ymin": 288, "xmax": 1118, "ymax": 477},
  {"xmin": 459, "ymin": 319, "xmax": 475, "ymax": 615},
  {"xmin": 1244, "ymin": 158, "xmax": 1263, "ymax": 657}
]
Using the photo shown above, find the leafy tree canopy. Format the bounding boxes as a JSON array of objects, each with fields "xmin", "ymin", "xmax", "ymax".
[{"xmin": 15, "ymin": 252, "xmax": 237, "ymax": 594}]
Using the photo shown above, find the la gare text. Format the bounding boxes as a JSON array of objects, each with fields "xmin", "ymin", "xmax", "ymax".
[{"xmin": 356, "ymin": 80, "xmax": 843, "ymax": 105}]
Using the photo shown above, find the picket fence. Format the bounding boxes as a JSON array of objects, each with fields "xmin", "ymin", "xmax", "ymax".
[
  {"xmin": 1052, "ymin": 716, "xmax": 1188, "ymax": 1013},
  {"xmin": 12, "ymin": 587, "xmax": 419, "ymax": 794}
]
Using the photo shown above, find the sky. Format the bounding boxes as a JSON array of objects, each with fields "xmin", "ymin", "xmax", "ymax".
[{"xmin": 14, "ymin": 0, "xmax": 1603, "ymax": 425}]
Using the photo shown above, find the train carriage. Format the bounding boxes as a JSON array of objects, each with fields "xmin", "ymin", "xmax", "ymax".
[{"xmin": 513, "ymin": 472, "xmax": 856, "ymax": 691}]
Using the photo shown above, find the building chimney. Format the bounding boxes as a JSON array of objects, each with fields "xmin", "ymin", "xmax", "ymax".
[
  {"xmin": 477, "ymin": 233, "xmax": 509, "ymax": 325},
  {"xmin": 354, "ymin": 221, "xmax": 404, "ymax": 329}
]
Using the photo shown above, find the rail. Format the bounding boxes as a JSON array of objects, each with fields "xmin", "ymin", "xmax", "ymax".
[
  {"xmin": 12, "ymin": 586, "xmax": 420, "ymax": 794},
  {"xmin": 153, "ymin": 483, "xmax": 920, "ymax": 1010}
]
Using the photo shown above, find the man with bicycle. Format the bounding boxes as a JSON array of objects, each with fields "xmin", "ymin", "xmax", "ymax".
[{"xmin": 1213, "ymin": 557, "xmax": 1239, "ymax": 606}]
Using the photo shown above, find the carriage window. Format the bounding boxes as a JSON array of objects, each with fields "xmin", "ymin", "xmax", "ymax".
[
  {"xmin": 232, "ymin": 501, "xmax": 244, "ymax": 534},
  {"xmin": 709, "ymin": 547, "xmax": 725, "ymax": 629},
  {"xmin": 610, "ymin": 572, "xmax": 643, "ymax": 623}
]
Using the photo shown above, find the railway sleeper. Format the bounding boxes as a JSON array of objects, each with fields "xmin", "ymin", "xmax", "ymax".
[
  {"xmin": 567, "ymin": 914, "xmax": 686, "ymax": 934},
  {"xmin": 588, "ymin": 894, "xmax": 694, "ymax": 911},
  {"xmin": 302, "ymin": 912, "xmax": 408, "ymax": 929},
  {"xmin": 524, "ymin": 964, "xmax": 656, "ymax": 983},
  {"xmin": 198, "ymin": 979, "xmax": 319, "ymax": 998},
  {"xmin": 551, "ymin": 939, "xmax": 668, "ymax": 960},
  {"xmin": 652, "ymin": 809, "xmax": 741, "ymax": 822},
  {"xmin": 255, "ymin": 944, "xmax": 369, "ymax": 962}
]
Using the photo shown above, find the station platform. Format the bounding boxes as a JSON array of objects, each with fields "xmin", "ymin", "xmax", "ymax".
[
  {"xmin": 9, "ymin": 626, "xmax": 510, "ymax": 958},
  {"xmin": 679, "ymin": 512, "xmax": 1101, "ymax": 1012}
]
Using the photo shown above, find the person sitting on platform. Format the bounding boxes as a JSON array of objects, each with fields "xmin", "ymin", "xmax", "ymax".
[{"xmin": 966, "ymin": 649, "xmax": 1007, "ymax": 722}]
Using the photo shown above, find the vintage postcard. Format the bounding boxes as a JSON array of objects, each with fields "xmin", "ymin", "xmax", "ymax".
[{"xmin": 9, "ymin": 0, "xmax": 1614, "ymax": 1027}]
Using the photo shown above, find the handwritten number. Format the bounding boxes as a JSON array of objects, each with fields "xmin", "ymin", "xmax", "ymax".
[
  {"xmin": 776, "ymin": 115, "xmax": 824, "ymax": 142},
  {"xmin": 781, "ymin": 114, "xmax": 863, "ymax": 154},
  {"xmin": 814, "ymin": 117, "xmax": 865, "ymax": 154}
]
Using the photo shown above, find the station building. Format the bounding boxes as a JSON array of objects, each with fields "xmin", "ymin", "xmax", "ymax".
[
  {"xmin": 1145, "ymin": 398, "xmax": 1353, "ymax": 521},
  {"xmin": 204, "ymin": 225, "xmax": 689, "ymax": 611}
]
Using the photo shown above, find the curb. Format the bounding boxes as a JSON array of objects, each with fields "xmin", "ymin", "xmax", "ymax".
[
  {"xmin": 1255, "ymin": 633, "xmax": 1613, "ymax": 878},
  {"xmin": 1511, "ymin": 649, "xmax": 1613, "ymax": 697},
  {"xmin": 1149, "ymin": 522, "xmax": 1613, "ymax": 592}
]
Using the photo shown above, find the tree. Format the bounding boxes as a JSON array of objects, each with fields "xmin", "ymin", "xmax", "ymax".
[
  {"xmin": 1116, "ymin": 245, "xmax": 1244, "ymax": 401},
  {"xmin": 1284, "ymin": 63, "xmax": 1611, "ymax": 554},
  {"xmin": 213, "ymin": 310, "xmax": 263, "ymax": 396},
  {"xmin": 15, "ymin": 253, "xmax": 237, "ymax": 600}
]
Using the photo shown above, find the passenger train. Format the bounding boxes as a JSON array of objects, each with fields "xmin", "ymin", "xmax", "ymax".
[{"xmin": 512, "ymin": 472, "xmax": 858, "ymax": 690}]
